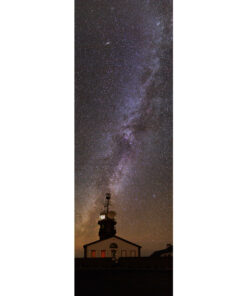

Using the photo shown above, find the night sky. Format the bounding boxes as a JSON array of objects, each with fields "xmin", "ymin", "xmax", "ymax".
[{"xmin": 75, "ymin": 0, "xmax": 172, "ymax": 257}]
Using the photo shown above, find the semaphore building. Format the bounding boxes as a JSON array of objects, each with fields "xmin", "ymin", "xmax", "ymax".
[{"xmin": 83, "ymin": 193, "xmax": 141, "ymax": 258}]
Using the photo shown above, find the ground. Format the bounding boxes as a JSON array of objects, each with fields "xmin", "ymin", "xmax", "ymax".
[{"xmin": 75, "ymin": 269, "xmax": 173, "ymax": 296}]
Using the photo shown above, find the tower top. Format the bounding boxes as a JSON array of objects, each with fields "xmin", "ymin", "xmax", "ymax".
[{"xmin": 98, "ymin": 192, "xmax": 117, "ymax": 240}]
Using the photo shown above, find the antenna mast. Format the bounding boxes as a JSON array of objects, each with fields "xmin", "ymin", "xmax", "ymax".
[{"xmin": 104, "ymin": 192, "xmax": 111, "ymax": 215}]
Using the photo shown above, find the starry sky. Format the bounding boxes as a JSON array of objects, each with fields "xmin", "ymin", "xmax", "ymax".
[{"xmin": 75, "ymin": 0, "xmax": 172, "ymax": 257}]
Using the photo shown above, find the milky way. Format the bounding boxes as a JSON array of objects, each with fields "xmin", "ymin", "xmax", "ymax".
[{"xmin": 75, "ymin": 0, "xmax": 172, "ymax": 257}]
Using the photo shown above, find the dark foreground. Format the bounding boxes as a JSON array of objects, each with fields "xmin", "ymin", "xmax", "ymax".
[
  {"xmin": 75, "ymin": 258, "xmax": 173, "ymax": 296},
  {"xmin": 75, "ymin": 269, "xmax": 172, "ymax": 296}
]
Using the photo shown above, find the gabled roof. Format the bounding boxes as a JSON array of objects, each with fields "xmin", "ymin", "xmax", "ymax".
[{"xmin": 83, "ymin": 235, "xmax": 142, "ymax": 248}]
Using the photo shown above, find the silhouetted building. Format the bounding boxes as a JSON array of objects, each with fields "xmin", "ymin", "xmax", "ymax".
[
  {"xmin": 150, "ymin": 244, "xmax": 173, "ymax": 257},
  {"xmin": 98, "ymin": 193, "xmax": 116, "ymax": 240},
  {"xmin": 83, "ymin": 193, "xmax": 141, "ymax": 258}
]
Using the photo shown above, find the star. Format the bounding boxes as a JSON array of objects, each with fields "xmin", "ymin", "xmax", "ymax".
[{"xmin": 75, "ymin": 0, "xmax": 173, "ymax": 257}]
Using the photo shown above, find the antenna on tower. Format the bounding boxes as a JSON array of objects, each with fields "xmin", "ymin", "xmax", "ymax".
[{"xmin": 104, "ymin": 192, "xmax": 111, "ymax": 215}]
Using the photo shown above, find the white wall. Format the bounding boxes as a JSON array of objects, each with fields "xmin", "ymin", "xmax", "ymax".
[{"xmin": 86, "ymin": 237, "xmax": 139, "ymax": 258}]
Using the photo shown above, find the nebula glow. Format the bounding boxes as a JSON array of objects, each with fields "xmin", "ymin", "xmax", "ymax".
[{"xmin": 75, "ymin": 0, "xmax": 172, "ymax": 257}]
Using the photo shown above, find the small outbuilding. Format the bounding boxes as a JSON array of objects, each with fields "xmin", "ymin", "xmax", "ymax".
[{"xmin": 150, "ymin": 244, "xmax": 173, "ymax": 257}]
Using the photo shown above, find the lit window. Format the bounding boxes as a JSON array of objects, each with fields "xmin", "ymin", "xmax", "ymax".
[
  {"xmin": 91, "ymin": 250, "xmax": 96, "ymax": 257},
  {"xmin": 101, "ymin": 250, "xmax": 106, "ymax": 258}
]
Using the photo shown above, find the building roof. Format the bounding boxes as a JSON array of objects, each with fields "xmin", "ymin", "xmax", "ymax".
[
  {"xmin": 150, "ymin": 245, "xmax": 173, "ymax": 257},
  {"xmin": 83, "ymin": 235, "xmax": 142, "ymax": 248}
]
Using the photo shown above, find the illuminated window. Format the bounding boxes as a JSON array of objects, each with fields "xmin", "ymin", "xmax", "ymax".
[
  {"xmin": 91, "ymin": 250, "xmax": 96, "ymax": 258},
  {"xmin": 101, "ymin": 250, "xmax": 106, "ymax": 258},
  {"xmin": 121, "ymin": 250, "xmax": 127, "ymax": 257},
  {"xmin": 130, "ymin": 250, "xmax": 136, "ymax": 257}
]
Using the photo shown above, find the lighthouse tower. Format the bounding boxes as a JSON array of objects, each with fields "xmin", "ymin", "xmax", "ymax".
[{"xmin": 98, "ymin": 193, "xmax": 116, "ymax": 240}]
